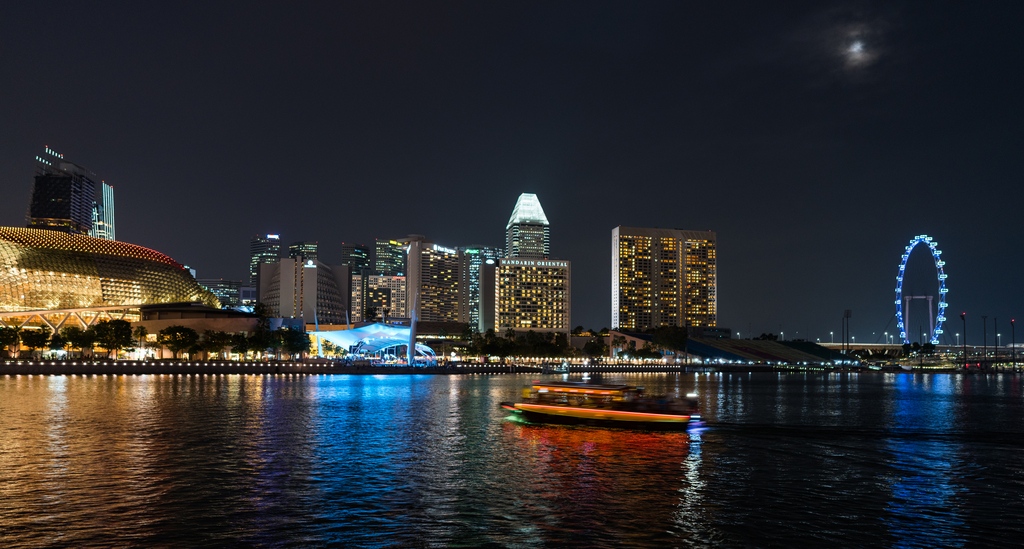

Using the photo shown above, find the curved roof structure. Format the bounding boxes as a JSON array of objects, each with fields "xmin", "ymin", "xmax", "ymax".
[
  {"xmin": 0, "ymin": 227, "xmax": 218, "ymax": 312},
  {"xmin": 506, "ymin": 193, "xmax": 549, "ymax": 229},
  {"xmin": 313, "ymin": 323, "xmax": 436, "ymax": 356}
]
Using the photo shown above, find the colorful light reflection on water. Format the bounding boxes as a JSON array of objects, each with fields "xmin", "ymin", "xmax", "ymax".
[{"xmin": 1, "ymin": 372, "xmax": 1023, "ymax": 548}]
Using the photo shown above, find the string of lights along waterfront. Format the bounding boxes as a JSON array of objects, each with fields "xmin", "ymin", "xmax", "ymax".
[{"xmin": 3, "ymin": 372, "xmax": 1023, "ymax": 548}]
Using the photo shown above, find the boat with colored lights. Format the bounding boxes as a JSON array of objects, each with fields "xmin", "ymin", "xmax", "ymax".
[{"xmin": 500, "ymin": 381, "xmax": 699, "ymax": 430}]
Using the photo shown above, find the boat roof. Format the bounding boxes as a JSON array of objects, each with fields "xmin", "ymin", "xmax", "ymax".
[{"xmin": 531, "ymin": 381, "xmax": 636, "ymax": 391}]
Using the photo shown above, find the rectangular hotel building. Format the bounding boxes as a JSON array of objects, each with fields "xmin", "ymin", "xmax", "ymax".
[
  {"xmin": 494, "ymin": 258, "xmax": 571, "ymax": 335},
  {"xmin": 611, "ymin": 226, "xmax": 716, "ymax": 331}
]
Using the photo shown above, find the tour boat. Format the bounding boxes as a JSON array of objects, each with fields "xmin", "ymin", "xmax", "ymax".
[{"xmin": 500, "ymin": 381, "xmax": 699, "ymax": 430}]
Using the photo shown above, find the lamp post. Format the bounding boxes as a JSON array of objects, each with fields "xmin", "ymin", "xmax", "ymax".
[
  {"xmin": 830, "ymin": 331, "xmax": 834, "ymax": 344},
  {"xmin": 982, "ymin": 316, "xmax": 988, "ymax": 362},
  {"xmin": 960, "ymin": 313, "xmax": 967, "ymax": 368},
  {"xmin": 956, "ymin": 333, "xmax": 959, "ymax": 346},
  {"xmin": 1012, "ymin": 319, "xmax": 1016, "ymax": 370}
]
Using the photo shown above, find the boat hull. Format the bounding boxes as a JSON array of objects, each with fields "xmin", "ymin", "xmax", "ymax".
[{"xmin": 503, "ymin": 402, "xmax": 692, "ymax": 431}]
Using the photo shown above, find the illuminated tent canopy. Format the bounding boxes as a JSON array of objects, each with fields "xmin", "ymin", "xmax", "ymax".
[{"xmin": 312, "ymin": 323, "xmax": 436, "ymax": 358}]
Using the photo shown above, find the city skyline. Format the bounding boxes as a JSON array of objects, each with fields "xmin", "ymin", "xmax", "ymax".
[{"xmin": 1, "ymin": 2, "xmax": 1021, "ymax": 340}]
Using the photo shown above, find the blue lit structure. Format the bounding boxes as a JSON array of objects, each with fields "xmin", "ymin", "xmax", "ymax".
[
  {"xmin": 894, "ymin": 235, "xmax": 948, "ymax": 345},
  {"xmin": 313, "ymin": 323, "xmax": 437, "ymax": 365}
]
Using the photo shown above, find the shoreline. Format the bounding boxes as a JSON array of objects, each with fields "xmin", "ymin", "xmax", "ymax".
[{"xmin": 0, "ymin": 359, "xmax": 1012, "ymax": 376}]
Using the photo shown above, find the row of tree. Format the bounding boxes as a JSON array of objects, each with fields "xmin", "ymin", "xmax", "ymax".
[
  {"xmin": 0, "ymin": 317, "xmax": 312, "ymax": 361},
  {"xmin": 152, "ymin": 325, "xmax": 311, "ymax": 359},
  {"xmin": 456, "ymin": 328, "xmax": 609, "ymax": 359},
  {"xmin": 610, "ymin": 326, "xmax": 689, "ymax": 360},
  {"xmin": 0, "ymin": 320, "xmax": 136, "ymax": 359}
]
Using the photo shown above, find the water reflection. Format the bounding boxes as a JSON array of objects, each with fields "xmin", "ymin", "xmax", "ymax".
[{"xmin": 2, "ymin": 373, "xmax": 1024, "ymax": 548}]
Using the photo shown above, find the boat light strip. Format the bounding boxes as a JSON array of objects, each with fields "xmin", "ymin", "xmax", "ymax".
[{"xmin": 518, "ymin": 403, "xmax": 690, "ymax": 420}]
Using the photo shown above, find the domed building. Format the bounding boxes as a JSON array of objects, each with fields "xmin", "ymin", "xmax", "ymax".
[{"xmin": 0, "ymin": 227, "xmax": 218, "ymax": 312}]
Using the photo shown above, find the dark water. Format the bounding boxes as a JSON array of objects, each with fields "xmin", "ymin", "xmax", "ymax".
[{"xmin": 2, "ymin": 372, "xmax": 1023, "ymax": 548}]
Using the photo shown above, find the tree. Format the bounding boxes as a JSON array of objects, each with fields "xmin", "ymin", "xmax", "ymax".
[
  {"xmin": 553, "ymin": 332, "xmax": 569, "ymax": 350},
  {"xmin": 0, "ymin": 326, "xmax": 21, "ymax": 358},
  {"xmin": 61, "ymin": 326, "xmax": 84, "ymax": 357},
  {"xmin": 583, "ymin": 337, "xmax": 608, "ymax": 358},
  {"xmin": 504, "ymin": 327, "xmax": 517, "ymax": 341},
  {"xmin": 201, "ymin": 330, "xmax": 233, "ymax": 359},
  {"xmin": 158, "ymin": 326, "xmax": 200, "ymax": 359},
  {"xmin": 133, "ymin": 326, "xmax": 149, "ymax": 356},
  {"xmin": 611, "ymin": 335, "xmax": 626, "ymax": 355},
  {"xmin": 61, "ymin": 325, "xmax": 97, "ymax": 358},
  {"xmin": 231, "ymin": 333, "xmax": 251, "ymax": 359},
  {"xmin": 93, "ymin": 320, "xmax": 134, "ymax": 358},
  {"xmin": 280, "ymin": 328, "xmax": 311, "ymax": 359},
  {"xmin": 249, "ymin": 303, "xmax": 276, "ymax": 359},
  {"xmin": 460, "ymin": 324, "xmax": 474, "ymax": 341},
  {"xmin": 572, "ymin": 326, "xmax": 584, "ymax": 336},
  {"xmin": 364, "ymin": 306, "xmax": 379, "ymax": 322},
  {"xmin": 49, "ymin": 333, "xmax": 67, "ymax": 354},
  {"xmin": 652, "ymin": 326, "xmax": 688, "ymax": 356},
  {"xmin": 21, "ymin": 327, "xmax": 53, "ymax": 358}
]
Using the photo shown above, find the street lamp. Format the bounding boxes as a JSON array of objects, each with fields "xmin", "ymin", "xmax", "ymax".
[
  {"xmin": 781, "ymin": 331, "xmax": 784, "ymax": 341},
  {"xmin": 1012, "ymin": 319, "xmax": 1016, "ymax": 369},
  {"xmin": 830, "ymin": 331, "xmax": 834, "ymax": 344},
  {"xmin": 956, "ymin": 333, "xmax": 960, "ymax": 346},
  {"xmin": 960, "ymin": 313, "xmax": 967, "ymax": 367}
]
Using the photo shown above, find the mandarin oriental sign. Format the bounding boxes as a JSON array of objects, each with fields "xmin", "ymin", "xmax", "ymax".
[{"xmin": 502, "ymin": 259, "xmax": 568, "ymax": 268}]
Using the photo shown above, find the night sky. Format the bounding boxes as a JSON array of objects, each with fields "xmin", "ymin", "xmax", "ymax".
[{"xmin": 2, "ymin": 2, "xmax": 1022, "ymax": 344}]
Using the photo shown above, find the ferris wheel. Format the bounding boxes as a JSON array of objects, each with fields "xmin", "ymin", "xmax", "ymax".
[{"xmin": 894, "ymin": 235, "xmax": 948, "ymax": 345}]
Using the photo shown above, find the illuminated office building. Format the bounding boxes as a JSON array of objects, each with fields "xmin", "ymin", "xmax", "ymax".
[
  {"xmin": 374, "ymin": 239, "xmax": 406, "ymax": 276},
  {"xmin": 492, "ymin": 258, "xmax": 571, "ymax": 335},
  {"xmin": 399, "ymin": 235, "xmax": 459, "ymax": 323},
  {"xmin": 0, "ymin": 227, "xmax": 217, "ymax": 312},
  {"xmin": 458, "ymin": 246, "xmax": 502, "ymax": 328},
  {"xmin": 340, "ymin": 243, "xmax": 371, "ymax": 270},
  {"xmin": 350, "ymin": 275, "xmax": 364, "ymax": 323},
  {"xmin": 611, "ymin": 226, "xmax": 716, "ymax": 331},
  {"xmin": 288, "ymin": 241, "xmax": 318, "ymax": 262},
  {"xmin": 258, "ymin": 257, "xmax": 352, "ymax": 325},
  {"xmin": 365, "ymin": 275, "xmax": 407, "ymax": 320},
  {"xmin": 506, "ymin": 193, "xmax": 550, "ymax": 259},
  {"xmin": 197, "ymin": 278, "xmax": 243, "ymax": 309},
  {"xmin": 249, "ymin": 234, "xmax": 281, "ymax": 286},
  {"xmin": 29, "ymin": 147, "xmax": 115, "ymax": 240}
]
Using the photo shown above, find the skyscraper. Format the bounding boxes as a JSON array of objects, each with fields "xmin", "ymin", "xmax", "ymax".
[
  {"xmin": 339, "ymin": 243, "xmax": 371, "ymax": 270},
  {"xmin": 374, "ymin": 238, "xmax": 406, "ymax": 276},
  {"xmin": 611, "ymin": 226, "xmax": 717, "ymax": 331},
  {"xmin": 399, "ymin": 235, "xmax": 459, "ymax": 323},
  {"xmin": 506, "ymin": 193, "xmax": 550, "ymax": 259},
  {"xmin": 258, "ymin": 258, "xmax": 352, "ymax": 325},
  {"xmin": 458, "ymin": 246, "xmax": 502, "ymax": 329},
  {"xmin": 479, "ymin": 258, "xmax": 571, "ymax": 336},
  {"xmin": 197, "ymin": 278, "xmax": 243, "ymax": 309},
  {"xmin": 288, "ymin": 241, "xmax": 318, "ymax": 262},
  {"xmin": 28, "ymin": 147, "xmax": 115, "ymax": 240},
  {"xmin": 365, "ymin": 275, "xmax": 408, "ymax": 319},
  {"xmin": 249, "ymin": 234, "xmax": 281, "ymax": 286}
]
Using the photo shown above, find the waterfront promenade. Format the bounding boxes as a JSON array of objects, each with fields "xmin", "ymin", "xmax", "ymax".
[
  {"xmin": 3, "ymin": 359, "xmax": 993, "ymax": 376},
  {"xmin": 1, "ymin": 359, "xmax": 724, "ymax": 376}
]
